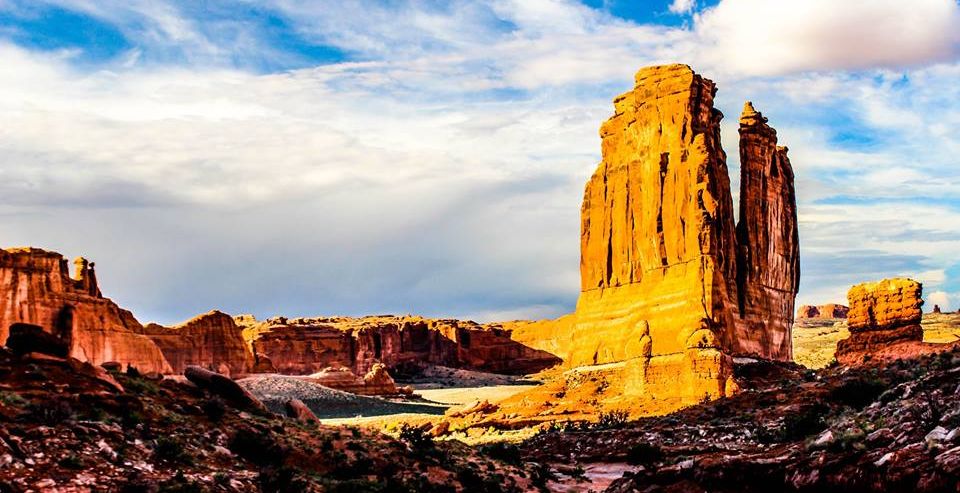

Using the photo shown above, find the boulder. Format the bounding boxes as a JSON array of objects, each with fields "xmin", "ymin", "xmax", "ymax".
[
  {"xmin": 6, "ymin": 323, "xmax": 68, "ymax": 358},
  {"xmin": 284, "ymin": 398, "xmax": 318, "ymax": 424},
  {"xmin": 184, "ymin": 366, "xmax": 268, "ymax": 414}
]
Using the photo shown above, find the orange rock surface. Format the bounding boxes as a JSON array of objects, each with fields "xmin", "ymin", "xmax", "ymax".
[
  {"xmin": 0, "ymin": 248, "xmax": 171, "ymax": 373},
  {"xmin": 142, "ymin": 310, "xmax": 254, "ymax": 376},
  {"xmin": 510, "ymin": 64, "xmax": 799, "ymax": 411},
  {"xmin": 836, "ymin": 278, "xmax": 925, "ymax": 365},
  {"xmin": 238, "ymin": 315, "xmax": 560, "ymax": 377}
]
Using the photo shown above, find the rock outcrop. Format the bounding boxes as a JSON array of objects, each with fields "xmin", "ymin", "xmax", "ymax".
[
  {"xmin": 184, "ymin": 365, "xmax": 268, "ymax": 414},
  {"xmin": 238, "ymin": 315, "xmax": 561, "ymax": 377},
  {"xmin": 836, "ymin": 278, "xmax": 924, "ymax": 365},
  {"xmin": 143, "ymin": 310, "xmax": 253, "ymax": 376},
  {"xmin": 797, "ymin": 304, "xmax": 849, "ymax": 319},
  {"xmin": 306, "ymin": 363, "xmax": 405, "ymax": 395},
  {"xmin": 0, "ymin": 248, "xmax": 171, "ymax": 373},
  {"xmin": 513, "ymin": 64, "xmax": 799, "ymax": 409},
  {"xmin": 734, "ymin": 101, "xmax": 800, "ymax": 359}
]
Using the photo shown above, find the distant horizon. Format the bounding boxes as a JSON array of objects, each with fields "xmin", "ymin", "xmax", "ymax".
[{"xmin": 2, "ymin": 0, "xmax": 960, "ymax": 325}]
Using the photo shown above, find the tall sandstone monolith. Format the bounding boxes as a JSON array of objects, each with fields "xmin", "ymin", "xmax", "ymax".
[
  {"xmin": 0, "ymin": 248, "xmax": 171, "ymax": 373},
  {"xmin": 734, "ymin": 101, "xmax": 800, "ymax": 359},
  {"xmin": 512, "ymin": 64, "xmax": 800, "ymax": 407}
]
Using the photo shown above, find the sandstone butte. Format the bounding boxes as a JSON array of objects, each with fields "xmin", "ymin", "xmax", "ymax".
[
  {"xmin": 502, "ymin": 64, "xmax": 800, "ymax": 410},
  {"xmin": 833, "ymin": 277, "xmax": 951, "ymax": 365},
  {"xmin": 797, "ymin": 303, "xmax": 849, "ymax": 319},
  {"xmin": 0, "ymin": 248, "xmax": 171, "ymax": 373},
  {"xmin": 0, "ymin": 248, "xmax": 257, "ymax": 376}
]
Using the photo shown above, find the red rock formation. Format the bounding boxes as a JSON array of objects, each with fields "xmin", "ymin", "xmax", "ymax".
[
  {"xmin": 797, "ymin": 304, "xmax": 849, "ymax": 319},
  {"xmin": 836, "ymin": 278, "xmax": 925, "ymax": 365},
  {"xmin": 933, "ymin": 304, "xmax": 942, "ymax": 314},
  {"xmin": 239, "ymin": 315, "xmax": 561, "ymax": 377},
  {"xmin": 734, "ymin": 101, "xmax": 800, "ymax": 360},
  {"xmin": 0, "ymin": 248, "xmax": 171, "ymax": 373},
  {"xmin": 509, "ymin": 64, "xmax": 799, "ymax": 411},
  {"xmin": 142, "ymin": 310, "xmax": 253, "ymax": 376},
  {"xmin": 306, "ymin": 363, "xmax": 402, "ymax": 395}
]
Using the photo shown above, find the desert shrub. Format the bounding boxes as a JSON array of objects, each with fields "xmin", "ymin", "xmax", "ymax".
[
  {"xmin": 229, "ymin": 427, "xmax": 285, "ymax": 467},
  {"xmin": 479, "ymin": 442, "xmax": 522, "ymax": 466},
  {"xmin": 529, "ymin": 462, "xmax": 556, "ymax": 492},
  {"xmin": 58, "ymin": 453, "xmax": 84, "ymax": 469},
  {"xmin": 830, "ymin": 378, "xmax": 887, "ymax": 408},
  {"xmin": 201, "ymin": 397, "xmax": 227, "ymax": 423},
  {"xmin": 596, "ymin": 410, "xmax": 629, "ymax": 429},
  {"xmin": 0, "ymin": 391, "xmax": 26, "ymax": 407},
  {"xmin": 153, "ymin": 436, "xmax": 193, "ymax": 465},
  {"xmin": 157, "ymin": 471, "xmax": 203, "ymax": 493},
  {"xmin": 398, "ymin": 424, "xmax": 434, "ymax": 452},
  {"xmin": 626, "ymin": 443, "xmax": 664, "ymax": 465},
  {"xmin": 756, "ymin": 404, "xmax": 828, "ymax": 444},
  {"xmin": 26, "ymin": 400, "xmax": 75, "ymax": 425}
]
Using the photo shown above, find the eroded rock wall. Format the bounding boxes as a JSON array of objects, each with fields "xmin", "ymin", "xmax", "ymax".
[
  {"xmin": 0, "ymin": 248, "xmax": 171, "ymax": 373},
  {"xmin": 734, "ymin": 102, "xmax": 800, "ymax": 360},
  {"xmin": 143, "ymin": 310, "xmax": 253, "ymax": 376},
  {"xmin": 239, "ymin": 315, "xmax": 561, "ymax": 376}
]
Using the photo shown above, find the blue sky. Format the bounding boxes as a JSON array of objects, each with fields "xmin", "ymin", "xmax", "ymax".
[{"xmin": 1, "ymin": 0, "xmax": 959, "ymax": 323}]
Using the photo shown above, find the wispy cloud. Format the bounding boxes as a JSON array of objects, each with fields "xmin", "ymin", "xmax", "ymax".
[{"xmin": 0, "ymin": 0, "xmax": 959, "ymax": 322}]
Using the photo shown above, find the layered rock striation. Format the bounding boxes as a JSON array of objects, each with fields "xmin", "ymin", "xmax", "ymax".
[
  {"xmin": 143, "ymin": 310, "xmax": 253, "ymax": 376},
  {"xmin": 836, "ymin": 278, "xmax": 924, "ymax": 365},
  {"xmin": 0, "ymin": 248, "xmax": 171, "ymax": 373},
  {"xmin": 734, "ymin": 102, "xmax": 800, "ymax": 359},
  {"xmin": 513, "ymin": 64, "xmax": 800, "ymax": 408},
  {"xmin": 238, "ymin": 315, "xmax": 561, "ymax": 377}
]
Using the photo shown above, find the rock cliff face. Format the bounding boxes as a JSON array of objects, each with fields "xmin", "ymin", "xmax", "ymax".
[
  {"xmin": 836, "ymin": 278, "xmax": 924, "ymax": 365},
  {"xmin": 512, "ymin": 64, "xmax": 800, "ymax": 408},
  {"xmin": 734, "ymin": 102, "xmax": 800, "ymax": 360},
  {"xmin": 797, "ymin": 304, "xmax": 849, "ymax": 319},
  {"xmin": 143, "ymin": 310, "xmax": 253, "ymax": 376},
  {"xmin": 0, "ymin": 248, "xmax": 171, "ymax": 373},
  {"xmin": 238, "ymin": 315, "xmax": 561, "ymax": 377}
]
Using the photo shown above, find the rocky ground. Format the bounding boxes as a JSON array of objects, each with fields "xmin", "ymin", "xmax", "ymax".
[
  {"xmin": 237, "ymin": 374, "xmax": 446, "ymax": 419},
  {"xmin": 521, "ymin": 349, "xmax": 960, "ymax": 492},
  {"xmin": 0, "ymin": 350, "xmax": 542, "ymax": 492}
]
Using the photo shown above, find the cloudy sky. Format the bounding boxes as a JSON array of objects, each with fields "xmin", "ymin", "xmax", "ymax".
[{"xmin": 1, "ymin": 0, "xmax": 959, "ymax": 324}]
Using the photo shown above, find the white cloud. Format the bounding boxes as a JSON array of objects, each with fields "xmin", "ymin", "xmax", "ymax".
[
  {"xmin": 669, "ymin": 0, "xmax": 696, "ymax": 14},
  {"xmin": 692, "ymin": 0, "xmax": 960, "ymax": 76},
  {"xmin": 2, "ymin": 0, "xmax": 960, "ymax": 325}
]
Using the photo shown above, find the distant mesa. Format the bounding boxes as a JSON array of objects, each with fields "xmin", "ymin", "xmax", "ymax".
[
  {"xmin": 797, "ymin": 304, "xmax": 849, "ymax": 319},
  {"xmin": 933, "ymin": 304, "xmax": 942, "ymax": 314}
]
